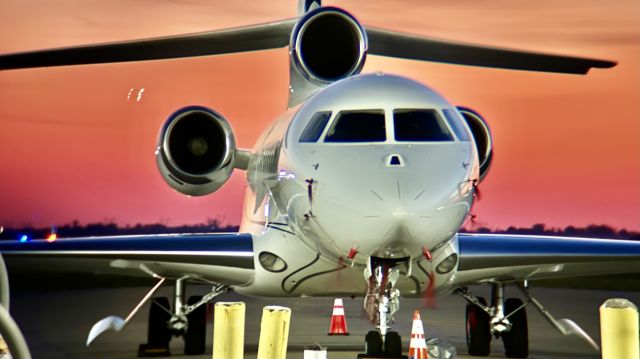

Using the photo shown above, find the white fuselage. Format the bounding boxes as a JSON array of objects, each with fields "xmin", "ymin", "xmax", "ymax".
[{"xmin": 234, "ymin": 73, "xmax": 479, "ymax": 297}]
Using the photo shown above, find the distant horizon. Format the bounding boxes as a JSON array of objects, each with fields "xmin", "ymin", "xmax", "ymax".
[{"xmin": 2, "ymin": 220, "xmax": 637, "ymax": 239}]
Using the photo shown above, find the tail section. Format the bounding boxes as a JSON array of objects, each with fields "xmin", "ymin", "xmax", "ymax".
[
  {"xmin": 298, "ymin": 0, "xmax": 321, "ymax": 16},
  {"xmin": 0, "ymin": 1, "xmax": 616, "ymax": 105}
]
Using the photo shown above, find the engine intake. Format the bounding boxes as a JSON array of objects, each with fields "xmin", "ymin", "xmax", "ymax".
[
  {"xmin": 457, "ymin": 107, "xmax": 493, "ymax": 182},
  {"xmin": 156, "ymin": 106, "xmax": 237, "ymax": 196},
  {"xmin": 291, "ymin": 7, "xmax": 367, "ymax": 83}
]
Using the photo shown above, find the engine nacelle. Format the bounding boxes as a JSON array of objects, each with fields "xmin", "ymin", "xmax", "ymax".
[
  {"xmin": 290, "ymin": 7, "xmax": 367, "ymax": 83},
  {"xmin": 457, "ymin": 107, "xmax": 493, "ymax": 182},
  {"xmin": 156, "ymin": 106, "xmax": 237, "ymax": 196}
]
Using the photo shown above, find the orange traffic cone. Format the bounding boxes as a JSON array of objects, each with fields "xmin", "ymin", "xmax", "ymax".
[
  {"xmin": 328, "ymin": 298, "xmax": 349, "ymax": 335},
  {"xmin": 408, "ymin": 310, "xmax": 429, "ymax": 359}
]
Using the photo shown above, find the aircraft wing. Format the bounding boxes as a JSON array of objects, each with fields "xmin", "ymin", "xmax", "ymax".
[
  {"xmin": 0, "ymin": 233, "xmax": 254, "ymax": 286},
  {"xmin": 454, "ymin": 233, "xmax": 640, "ymax": 287}
]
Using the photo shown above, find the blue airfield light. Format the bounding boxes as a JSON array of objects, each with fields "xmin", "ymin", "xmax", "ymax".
[{"xmin": 19, "ymin": 234, "xmax": 29, "ymax": 243}]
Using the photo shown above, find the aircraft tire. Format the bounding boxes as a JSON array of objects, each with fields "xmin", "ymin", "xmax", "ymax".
[
  {"xmin": 502, "ymin": 298, "xmax": 528, "ymax": 358},
  {"xmin": 184, "ymin": 295, "xmax": 206, "ymax": 355},
  {"xmin": 384, "ymin": 331, "xmax": 402, "ymax": 356},
  {"xmin": 147, "ymin": 297, "xmax": 171, "ymax": 347},
  {"xmin": 364, "ymin": 330, "xmax": 383, "ymax": 355},
  {"xmin": 466, "ymin": 296, "xmax": 490, "ymax": 356}
]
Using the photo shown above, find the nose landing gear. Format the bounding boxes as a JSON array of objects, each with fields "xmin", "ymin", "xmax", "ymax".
[{"xmin": 360, "ymin": 257, "xmax": 409, "ymax": 359}]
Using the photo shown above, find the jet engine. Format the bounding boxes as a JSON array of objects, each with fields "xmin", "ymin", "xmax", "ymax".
[
  {"xmin": 457, "ymin": 107, "xmax": 493, "ymax": 182},
  {"xmin": 156, "ymin": 106, "xmax": 237, "ymax": 196},
  {"xmin": 290, "ymin": 7, "xmax": 367, "ymax": 83}
]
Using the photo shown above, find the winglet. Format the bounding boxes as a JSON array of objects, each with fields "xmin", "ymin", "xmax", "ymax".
[
  {"xmin": 86, "ymin": 277, "xmax": 166, "ymax": 346},
  {"xmin": 557, "ymin": 318, "xmax": 600, "ymax": 351},
  {"xmin": 86, "ymin": 316, "xmax": 126, "ymax": 346}
]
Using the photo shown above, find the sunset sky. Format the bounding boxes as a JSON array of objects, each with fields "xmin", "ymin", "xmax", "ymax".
[{"xmin": 0, "ymin": 0, "xmax": 638, "ymax": 231}]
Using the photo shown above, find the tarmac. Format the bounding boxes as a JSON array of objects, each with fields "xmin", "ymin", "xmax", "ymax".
[{"xmin": 8, "ymin": 285, "xmax": 640, "ymax": 358}]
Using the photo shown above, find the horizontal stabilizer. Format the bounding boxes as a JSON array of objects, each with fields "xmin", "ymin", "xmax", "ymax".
[
  {"xmin": 0, "ymin": 15, "xmax": 615, "ymax": 75},
  {"xmin": 0, "ymin": 19, "xmax": 295, "ymax": 70},
  {"xmin": 366, "ymin": 27, "xmax": 616, "ymax": 74}
]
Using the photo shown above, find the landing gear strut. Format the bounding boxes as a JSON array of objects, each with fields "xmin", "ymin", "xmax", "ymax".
[
  {"xmin": 360, "ymin": 257, "xmax": 408, "ymax": 359},
  {"xmin": 138, "ymin": 278, "xmax": 229, "ymax": 357}
]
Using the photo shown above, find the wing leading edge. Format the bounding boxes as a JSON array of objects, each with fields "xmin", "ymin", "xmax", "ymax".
[
  {"xmin": 0, "ymin": 233, "xmax": 254, "ymax": 286},
  {"xmin": 455, "ymin": 233, "xmax": 640, "ymax": 286}
]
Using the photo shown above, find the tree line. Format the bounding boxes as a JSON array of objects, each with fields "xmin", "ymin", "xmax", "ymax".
[
  {"xmin": 0, "ymin": 220, "xmax": 637, "ymax": 241},
  {"xmin": 460, "ymin": 223, "xmax": 639, "ymax": 240},
  {"xmin": 0, "ymin": 218, "xmax": 238, "ymax": 240}
]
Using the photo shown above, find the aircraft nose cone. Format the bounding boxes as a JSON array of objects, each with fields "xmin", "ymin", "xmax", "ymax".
[
  {"xmin": 295, "ymin": 144, "xmax": 473, "ymax": 261},
  {"xmin": 373, "ymin": 213, "xmax": 416, "ymax": 258}
]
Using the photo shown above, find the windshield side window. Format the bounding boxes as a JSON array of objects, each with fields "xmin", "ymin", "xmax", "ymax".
[
  {"xmin": 324, "ymin": 110, "xmax": 386, "ymax": 143},
  {"xmin": 393, "ymin": 109, "xmax": 453, "ymax": 142},
  {"xmin": 299, "ymin": 111, "xmax": 331, "ymax": 143},
  {"xmin": 442, "ymin": 109, "xmax": 471, "ymax": 141}
]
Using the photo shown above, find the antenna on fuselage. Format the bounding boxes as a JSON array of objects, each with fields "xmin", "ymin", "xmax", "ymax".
[{"xmin": 297, "ymin": 0, "xmax": 321, "ymax": 16}]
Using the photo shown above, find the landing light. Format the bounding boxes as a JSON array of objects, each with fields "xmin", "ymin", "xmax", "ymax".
[{"xmin": 436, "ymin": 253, "xmax": 458, "ymax": 274}]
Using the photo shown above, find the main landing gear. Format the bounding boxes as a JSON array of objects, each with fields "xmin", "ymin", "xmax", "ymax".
[
  {"xmin": 459, "ymin": 284, "xmax": 527, "ymax": 358},
  {"xmin": 138, "ymin": 278, "xmax": 229, "ymax": 357},
  {"xmin": 360, "ymin": 257, "xmax": 408, "ymax": 359},
  {"xmin": 457, "ymin": 282, "xmax": 599, "ymax": 358}
]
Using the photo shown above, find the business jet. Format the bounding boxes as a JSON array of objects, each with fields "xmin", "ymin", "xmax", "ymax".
[{"xmin": 0, "ymin": 1, "xmax": 634, "ymax": 358}]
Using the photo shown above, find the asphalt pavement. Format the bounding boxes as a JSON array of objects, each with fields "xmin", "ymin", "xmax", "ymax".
[{"xmin": 8, "ymin": 285, "xmax": 640, "ymax": 358}]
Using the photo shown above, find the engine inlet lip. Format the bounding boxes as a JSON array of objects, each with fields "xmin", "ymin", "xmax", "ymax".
[
  {"xmin": 456, "ymin": 106, "xmax": 493, "ymax": 171},
  {"xmin": 161, "ymin": 106, "xmax": 235, "ymax": 177},
  {"xmin": 291, "ymin": 6, "xmax": 368, "ymax": 84}
]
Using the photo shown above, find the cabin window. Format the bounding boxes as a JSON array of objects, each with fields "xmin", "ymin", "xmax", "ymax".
[
  {"xmin": 442, "ymin": 109, "xmax": 471, "ymax": 141},
  {"xmin": 393, "ymin": 109, "xmax": 454, "ymax": 142},
  {"xmin": 324, "ymin": 110, "xmax": 386, "ymax": 142},
  {"xmin": 299, "ymin": 111, "xmax": 332, "ymax": 143}
]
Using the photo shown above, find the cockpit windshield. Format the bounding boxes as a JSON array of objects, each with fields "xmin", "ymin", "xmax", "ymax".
[
  {"xmin": 299, "ymin": 111, "xmax": 331, "ymax": 143},
  {"xmin": 297, "ymin": 108, "xmax": 465, "ymax": 144},
  {"xmin": 393, "ymin": 109, "xmax": 453, "ymax": 142},
  {"xmin": 324, "ymin": 110, "xmax": 386, "ymax": 143},
  {"xmin": 442, "ymin": 109, "xmax": 471, "ymax": 141}
]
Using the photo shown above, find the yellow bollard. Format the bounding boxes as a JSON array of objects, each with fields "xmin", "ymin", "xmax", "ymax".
[
  {"xmin": 257, "ymin": 306, "xmax": 291, "ymax": 359},
  {"xmin": 212, "ymin": 302, "xmax": 245, "ymax": 359},
  {"xmin": 600, "ymin": 298, "xmax": 639, "ymax": 359}
]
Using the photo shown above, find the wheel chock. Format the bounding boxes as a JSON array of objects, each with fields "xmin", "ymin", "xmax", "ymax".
[{"xmin": 137, "ymin": 344, "xmax": 171, "ymax": 357}]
